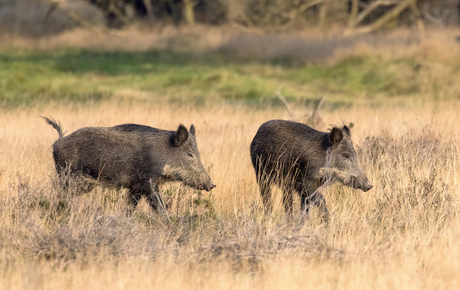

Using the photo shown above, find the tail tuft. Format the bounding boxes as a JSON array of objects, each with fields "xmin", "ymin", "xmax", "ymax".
[{"xmin": 42, "ymin": 116, "xmax": 64, "ymax": 138}]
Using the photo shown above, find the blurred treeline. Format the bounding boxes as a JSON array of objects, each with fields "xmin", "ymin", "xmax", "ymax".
[
  {"xmin": 0, "ymin": 0, "xmax": 459, "ymax": 36},
  {"xmin": 86, "ymin": 0, "xmax": 459, "ymax": 30}
]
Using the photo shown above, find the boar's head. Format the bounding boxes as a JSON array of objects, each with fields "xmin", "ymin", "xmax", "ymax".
[
  {"xmin": 165, "ymin": 124, "xmax": 216, "ymax": 192},
  {"xmin": 324, "ymin": 125, "xmax": 373, "ymax": 192}
]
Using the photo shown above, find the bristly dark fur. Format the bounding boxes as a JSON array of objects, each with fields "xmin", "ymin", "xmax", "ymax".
[
  {"xmin": 250, "ymin": 119, "xmax": 372, "ymax": 220},
  {"xmin": 43, "ymin": 117, "xmax": 215, "ymax": 219}
]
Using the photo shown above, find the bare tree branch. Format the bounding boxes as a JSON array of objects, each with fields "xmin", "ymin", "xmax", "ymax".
[
  {"xmin": 108, "ymin": 3, "xmax": 132, "ymax": 26},
  {"xmin": 43, "ymin": 2, "xmax": 58, "ymax": 23},
  {"xmin": 351, "ymin": 0, "xmax": 417, "ymax": 35},
  {"xmin": 422, "ymin": 11, "xmax": 444, "ymax": 27},
  {"xmin": 44, "ymin": 1, "xmax": 96, "ymax": 29},
  {"xmin": 353, "ymin": 0, "xmax": 400, "ymax": 28},
  {"xmin": 229, "ymin": 21, "xmax": 265, "ymax": 36},
  {"xmin": 297, "ymin": 0, "xmax": 324, "ymax": 14}
]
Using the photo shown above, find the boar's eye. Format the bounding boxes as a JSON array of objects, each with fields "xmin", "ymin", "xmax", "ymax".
[
  {"xmin": 343, "ymin": 153, "xmax": 351, "ymax": 159},
  {"xmin": 188, "ymin": 153, "xmax": 194, "ymax": 158}
]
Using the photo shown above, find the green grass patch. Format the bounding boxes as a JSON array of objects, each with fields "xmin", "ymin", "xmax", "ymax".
[
  {"xmin": 0, "ymin": 49, "xmax": 449, "ymax": 108},
  {"xmin": 280, "ymin": 56, "xmax": 421, "ymax": 96}
]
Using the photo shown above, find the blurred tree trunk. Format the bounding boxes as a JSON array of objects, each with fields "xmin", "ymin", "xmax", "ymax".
[
  {"xmin": 143, "ymin": 0, "xmax": 155, "ymax": 20},
  {"xmin": 410, "ymin": 1, "xmax": 424, "ymax": 38},
  {"xmin": 166, "ymin": 0, "xmax": 180, "ymax": 25},
  {"xmin": 348, "ymin": 0, "xmax": 358, "ymax": 27},
  {"xmin": 183, "ymin": 0, "xmax": 195, "ymax": 26},
  {"xmin": 318, "ymin": 0, "xmax": 330, "ymax": 29}
]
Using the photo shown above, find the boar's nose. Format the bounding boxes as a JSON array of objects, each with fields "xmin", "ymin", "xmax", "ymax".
[
  {"xmin": 209, "ymin": 183, "xmax": 216, "ymax": 191},
  {"xmin": 204, "ymin": 183, "xmax": 216, "ymax": 191},
  {"xmin": 363, "ymin": 184, "xmax": 373, "ymax": 192}
]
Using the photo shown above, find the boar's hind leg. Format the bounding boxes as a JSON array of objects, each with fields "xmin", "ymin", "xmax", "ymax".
[
  {"xmin": 258, "ymin": 180, "xmax": 272, "ymax": 215},
  {"xmin": 57, "ymin": 169, "xmax": 95, "ymax": 194},
  {"xmin": 282, "ymin": 189, "xmax": 293, "ymax": 215}
]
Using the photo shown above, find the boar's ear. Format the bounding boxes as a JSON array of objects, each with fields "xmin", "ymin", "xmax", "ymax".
[
  {"xmin": 342, "ymin": 125, "xmax": 351, "ymax": 136},
  {"xmin": 189, "ymin": 124, "xmax": 196, "ymax": 136},
  {"xmin": 174, "ymin": 124, "xmax": 189, "ymax": 146},
  {"xmin": 329, "ymin": 127, "xmax": 343, "ymax": 147}
]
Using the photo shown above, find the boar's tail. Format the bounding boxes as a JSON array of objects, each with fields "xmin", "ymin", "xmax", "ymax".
[{"xmin": 42, "ymin": 116, "xmax": 64, "ymax": 138}]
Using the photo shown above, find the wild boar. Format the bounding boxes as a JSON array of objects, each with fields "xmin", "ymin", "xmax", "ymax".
[
  {"xmin": 250, "ymin": 119, "xmax": 372, "ymax": 219},
  {"xmin": 43, "ymin": 117, "xmax": 215, "ymax": 218}
]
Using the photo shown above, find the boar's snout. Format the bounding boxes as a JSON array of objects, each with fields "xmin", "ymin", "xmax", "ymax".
[
  {"xmin": 352, "ymin": 175, "xmax": 373, "ymax": 192},
  {"xmin": 358, "ymin": 177, "xmax": 373, "ymax": 192},
  {"xmin": 193, "ymin": 176, "xmax": 216, "ymax": 192},
  {"xmin": 197, "ymin": 182, "xmax": 215, "ymax": 192},
  {"xmin": 363, "ymin": 183, "xmax": 373, "ymax": 192}
]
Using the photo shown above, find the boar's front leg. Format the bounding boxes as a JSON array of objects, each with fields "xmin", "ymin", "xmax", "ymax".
[
  {"xmin": 145, "ymin": 183, "xmax": 166, "ymax": 213},
  {"xmin": 126, "ymin": 188, "xmax": 142, "ymax": 217},
  {"xmin": 126, "ymin": 179, "xmax": 154, "ymax": 216},
  {"xmin": 127, "ymin": 181, "xmax": 170, "ymax": 223},
  {"xmin": 145, "ymin": 181, "xmax": 171, "ymax": 224},
  {"xmin": 299, "ymin": 183, "xmax": 329, "ymax": 222}
]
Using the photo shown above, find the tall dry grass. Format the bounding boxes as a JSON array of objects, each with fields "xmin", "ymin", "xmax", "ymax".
[{"xmin": 0, "ymin": 100, "xmax": 459, "ymax": 289}]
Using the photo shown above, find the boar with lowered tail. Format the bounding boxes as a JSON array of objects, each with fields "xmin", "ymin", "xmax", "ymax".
[
  {"xmin": 250, "ymin": 120, "xmax": 372, "ymax": 220},
  {"xmin": 43, "ymin": 117, "xmax": 215, "ymax": 217}
]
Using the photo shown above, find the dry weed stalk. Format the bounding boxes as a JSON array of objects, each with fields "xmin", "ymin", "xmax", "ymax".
[{"xmin": 276, "ymin": 90, "xmax": 326, "ymax": 129}]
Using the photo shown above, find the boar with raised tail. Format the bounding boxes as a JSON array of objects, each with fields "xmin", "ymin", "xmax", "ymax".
[
  {"xmin": 250, "ymin": 120, "xmax": 372, "ymax": 220},
  {"xmin": 43, "ymin": 117, "xmax": 216, "ymax": 217}
]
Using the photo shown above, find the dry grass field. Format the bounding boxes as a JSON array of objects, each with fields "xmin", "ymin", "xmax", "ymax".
[
  {"xmin": 1, "ymin": 28, "xmax": 460, "ymax": 289},
  {"xmin": 1, "ymin": 102, "xmax": 459, "ymax": 289}
]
